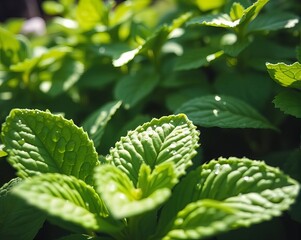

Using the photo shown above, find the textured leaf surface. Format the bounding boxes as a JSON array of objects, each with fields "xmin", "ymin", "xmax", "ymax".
[
  {"xmin": 114, "ymin": 68, "xmax": 159, "ymax": 108},
  {"xmin": 94, "ymin": 164, "xmax": 171, "ymax": 219},
  {"xmin": 1, "ymin": 109, "xmax": 99, "ymax": 185},
  {"xmin": 176, "ymin": 95, "xmax": 276, "ymax": 129},
  {"xmin": 12, "ymin": 173, "xmax": 117, "ymax": 232},
  {"xmin": 162, "ymin": 200, "xmax": 236, "ymax": 240},
  {"xmin": 0, "ymin": 178, "xmax": 46, "ymax": 240},
  {"xmin": 273, "ymin": 90, "xmax": 301, "ymax": 118},
  {"xmin": 266, "ymin": 62, "xmax": 301, "ymax": 90},
  {"xmin": 187, "ymin": 0, "xmax": 268, "ymax": 29},
  {"xmin": 105, "ymin": 114, "xmax": 199, "ymax": 184},
  {"xmin": 157, "ymin": 157, "xmax": 300, "ymax": 239},
  {"xmin": 82, "ymin": 101, "xmax": 122, "ymax": 148}
]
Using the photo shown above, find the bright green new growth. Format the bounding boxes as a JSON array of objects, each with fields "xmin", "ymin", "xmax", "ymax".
[
  {"xmin": 1, "ymin": 109, "xmax": 300, "ymax": 240},
  {"xmin": 1, "ymin": 109, "xmax": 99, "ymax": 185}
]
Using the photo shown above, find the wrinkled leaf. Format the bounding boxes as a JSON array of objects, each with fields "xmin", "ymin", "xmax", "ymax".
[
  {"xmin": 176, "ymin": 95, "xmax": 276, "ymax": 130},
  {"xmin": 105, "ymin": 114, "xmax": 199, "ymax": 184},
  {"xmin": 12, "ymin": 173, "xmax": 121, "ymax": 233},
  {"xmin": 94, "ymin": 164, "xmax": 172, "ymax": 219},
  {"xmin": 157, "ymin": 157, "xmax": 300, "ymax": 239},
  {"xmin": 1, "ymin": 109, "xmax": 99, "ymax": 185},
  {"xmin": 266, "ymin": 62, "xmax": 301, "ymax": 90},
  {"xmin": 273, "ymin": 89, "xmax": 301, "ymax": 118}
]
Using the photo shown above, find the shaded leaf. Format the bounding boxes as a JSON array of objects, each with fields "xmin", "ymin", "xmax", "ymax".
[
  {"xmin": 176, "ymin": 95, "xmax": 276, "ymax": 130},
  {"xmin": 247, "ymin": 12, "xmax": 299, "ymax": 32},
  {"xmin": 114, "ymin": 68, "xmax": 159, "ymax": 108},
  {"xmin": 82, "ymin": 101, "xmax": 122, "ymax": 148},
  {"xmin": 273, "ymin": 89, "xmax": 301, "ymax": 118},
  {"xmin": 0, "ymin": 178, "xmax": 46, "ymax": 240},
  {"xmin": 1, "ymin": 109, "xmax": 99, "ymax": 185},
  {"xmin": 45, "ymin": 57, "xmax": 84, "ymax": 96},
  {"xmin": 266, "ymin": 62, "xmax": 301, "ymax": 90},
  {"xmin": 175, "ymin": 48, "xmax": 224, "ymax": 70},
  {"xmin": 105, "ymin": 114, "xmax": 199, "ymax": 184}
]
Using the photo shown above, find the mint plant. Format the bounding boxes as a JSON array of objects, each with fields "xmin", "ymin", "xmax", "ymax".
[{"xmin": 0, "ymin": 109, "xmax": 299, "ymax": 240}]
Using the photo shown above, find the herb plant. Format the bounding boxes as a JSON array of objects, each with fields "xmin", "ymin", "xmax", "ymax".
[
  {"xmin": 0, "ymin": 109, "xmax": 299, "ymax": 240},
  {"xmin": 1, "ymin": 0, "xmax": 301, "ymax": 239}
]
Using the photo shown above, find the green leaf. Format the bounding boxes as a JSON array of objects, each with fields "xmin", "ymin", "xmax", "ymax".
[
  {"xmin": 187, "ymin": 0, "xmax": 269, "ymax": 29},
  {"xmin": 42, "ymin": 1, "xmax": 64, "ymax": 15},
  {"xmin": 76, "ymin": 0, "xmax": 106, "ymax": 30},
  {"xmin": 266, "ymin": 62, "xmax": 301, "ymax": 90},
  {"xmin": 157, "ymin": 157, "xmax": 300, "ymax": 239},
  {"xmin": 94, "ymin": 164, "xmax": 171, "ymax": 219},
  {"xmin": 176, "ymin": 95, "xmax": 276, "ymax": 130},
  {"xmin": 58, "ymin": 234, "xmax": 110, "ymax": 240},
  {"xmin": 187, "ymin": 13, "xmax": 239, "ymax": 28},
  {"xmin": 12, "ymin": 173, "xmax": 121, "ymax": 233},
  {"xmin": 43, "ymin": 57, "xmax": 84, "ymax": 96},
  {"xmin": 247, "ymin": 12, "xmax": 299, "ymax": 32},
  {"xmin": 137, "ymin": 162, "xmax": 178, "ymax": 197},
  {"xmin": 273, "ymin": 89, "xmax": 301, "ymax": 118},
  {"xmin": 161, "ymin": 200, "xmax": 237, "ymax": 240},
  {"xmin": 0, "ymin": 178, "xmax": 46, "ymax": 240},
  {"xmin": 175, "ymin": 48, "xmax": 224, "ymax": 70},
  {"xmin": 196, "ymin": 0, "xmax": 226, "ymax": 11},
  {"xmin": 214, "ymin": 72, "xmax": 272, "ymax": 109},
  {"xmin": 113, "ymin": 12, "xmax": 191, "ymax": 67},
  {"xmin": 105, "ymin": 114, "xmax": 199, "ymax": 184},
  {"xmin": 1, "ymin": 109, "xmax": 99, "ymax": 185},
  {"xmin": 114, "ymin": 68, "xmax": 159, "ymax": 108},
  {"xmin": 0, "ymin": 144, "xmax": 7, "ymax": 157},
  {"xmin": 82, "ymin": 101, "xmax": 122, "ymax": 148},
  {"xmin": 0, "ymin": 27, "xmax": 29, "ymax": 67},
  {"xmin": 230, "ymin": 2, "xmax": 245, "ymax": 21}
]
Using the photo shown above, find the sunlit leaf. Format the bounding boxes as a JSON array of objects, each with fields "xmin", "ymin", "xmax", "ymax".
[
  {"xmin": 1, "ymin": 109, "xmax": 99, "ymax": 185},
  {"xmin": 94, "ymin": 164, "xmax": 172, "ymax": 219},
  {"xmin": 12, "ymin": 173, "xmax": 121, "ymax": 233},
  {"xmin": 157, "ymin": 157, "xmax": 300, "ymax": 239},
  {"xmin": 105, "ymin": 114, "xmax": 199, "ymax": 184},
  {"xmin": 196, "ymin": 0, "xmax": 226, "ymax": 12},
  {"xmin": 266, "ymin": 62, "xmax": 301, "ymax": 90}
]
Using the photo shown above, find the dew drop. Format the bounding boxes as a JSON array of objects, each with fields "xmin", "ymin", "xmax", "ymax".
[
  {"xmin": 66, "ymin": 141, "xmax": 75, "ymax": 151},
  {"xmin": 243, "ymin": 176, "xmax": 254, "ymax": 182},
  {"xmin": 214, "ymin": 163, "xmax": 221, "ymax": 175},
  {"xmin": 171, "ymin": 150, "xmax": 177, "ymax": 156},
  {"xmin": 170, "ymin": 143, "xmax": 177, "ymax": 149},
  {"xmin": 52, "ymin": 130, "xmax": 60, "ymax": 142},
  {"xmin": 215, "ymin": 95, "xmax": 221, "ymax": 101},
  {"xmin": 18, "ymin": 138, "xmax": 25, "ymax": 146},
  {"xmin": 213, "ymin": 109, "xmax": 219, "ymax": 117}
]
